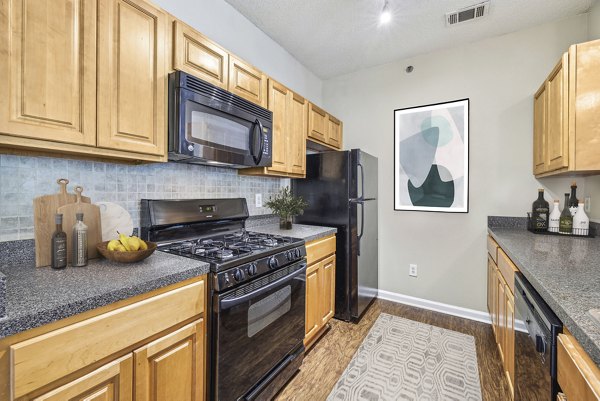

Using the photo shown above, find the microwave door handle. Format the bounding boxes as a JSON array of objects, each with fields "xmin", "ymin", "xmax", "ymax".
[
  {"xmin": 220, "ymin": 263, "xmax": 306, "ymax": 310},
  {"xmin": 251, "ymin": 119, "xmax": 265, "ymax": 165}
]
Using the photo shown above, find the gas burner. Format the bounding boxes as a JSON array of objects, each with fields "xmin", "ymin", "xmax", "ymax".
[
  {"xmin": 262, "ymin": 238, "xmax": 278, "ymax": 247},
  {"xmin": 205, "ymin": 248, "xmax": 235, "ymax": 260},
  {"xmin": 224, "ymin": 231, "xmax": 246, "ymax": 240},
  {"xmin": 229, "ymin": 242, "xmax": 261, "ymax": 252}
]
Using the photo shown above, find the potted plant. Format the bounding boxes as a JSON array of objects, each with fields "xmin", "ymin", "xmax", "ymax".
[{"xmin": 265, "ymin": 186, "xmax": 309, "ymax": 230}]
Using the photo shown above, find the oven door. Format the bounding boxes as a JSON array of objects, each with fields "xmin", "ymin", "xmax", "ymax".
[
  {"xmin": 213, "ymin": 261, "xmax": 306, "ymax": 401},
  {"xmin": 172, "ymin": 87, "xmax": 272, "ymax": 167}
]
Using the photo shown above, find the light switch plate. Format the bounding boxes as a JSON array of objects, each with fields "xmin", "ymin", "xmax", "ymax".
[
  {"xmin": 255, "ymin": 193, "xmax": 262, "ymax": 208},
  {"xmin": 409, "ymin": 264, "xmax": 418, "ymax": 277}
]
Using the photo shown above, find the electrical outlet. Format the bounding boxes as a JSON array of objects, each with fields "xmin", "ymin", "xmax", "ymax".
[
  {"xmin": 585, "ymin": 196, "xmax": 591, "ymax": 213},
  {"xmin": 255, "ymin": 193, "xmax": 263, "ymax": 208},
  {"xmin": 409, "ymin": 264, "xmax": 418, "ymax": 277}
]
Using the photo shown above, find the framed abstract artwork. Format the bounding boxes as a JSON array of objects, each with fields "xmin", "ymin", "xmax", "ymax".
[{"xmin": 394, "ymin": 99, "xmax": 469, "ymax": 213}]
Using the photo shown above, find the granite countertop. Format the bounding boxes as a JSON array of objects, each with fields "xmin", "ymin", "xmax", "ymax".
[
  {"xmin": 251, "ymin": 223, "xmax": 337, "ymax": 243},
  {"xmin": 487, "ymin": 224, "xmax": 600, "ymax": 367},
  {"xmin": 0, "ymin": 252, "xmax": 210, "ymax": 339}
]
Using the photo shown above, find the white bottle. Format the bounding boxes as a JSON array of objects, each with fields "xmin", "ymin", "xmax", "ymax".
[
  {"xmin": 548, "ymin": 200, "xmax": 561, "ymax": 232},
  {"xmin": 573, "ymin": 201, "xmax": 589, "ymax": 236}
]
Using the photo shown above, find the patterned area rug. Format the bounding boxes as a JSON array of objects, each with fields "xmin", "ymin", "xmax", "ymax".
[{"xmin": 327, "ymin": 313, "xmax": 483, "ymax": 401}]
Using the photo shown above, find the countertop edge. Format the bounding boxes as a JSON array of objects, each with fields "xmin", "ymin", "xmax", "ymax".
[
  {"xmin": 251, "ymin": 224, "xmax": 337, "ymax": 243},
  {"xmin": 487, "ymin": 227, "xmax": 600, "ymax": 367},
  {"xmin": 0, "ymin": 263, "xmax": 210, "ymax": 339}
]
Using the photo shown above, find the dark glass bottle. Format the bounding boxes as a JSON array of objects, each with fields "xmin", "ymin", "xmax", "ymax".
[
  {"xmin": 559, "ymin": 193, "xmax": 573, "ymax": 234},
  {"xmin": 568, "ymin": 181, "xmax": 579, "ymax": 216},
  {"xmin": 531, "ymin": 189, "xmax": 549, "ymax": 231},
  {"xmin": 51, "ymin": 214, "xmax": 67, "ymax": 269}
]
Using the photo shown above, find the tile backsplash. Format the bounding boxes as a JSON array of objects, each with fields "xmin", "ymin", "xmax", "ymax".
[{"xmin": 0, "ymin": 154, "xmax": 287, "ymax": 242}]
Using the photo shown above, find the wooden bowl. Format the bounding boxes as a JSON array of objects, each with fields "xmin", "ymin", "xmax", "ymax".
[{"xmin": 96, "ymin": 241, "xmax": 157, "ymax": 263}]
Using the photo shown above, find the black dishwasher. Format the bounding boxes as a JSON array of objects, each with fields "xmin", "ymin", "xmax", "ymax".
[{"xmin": 514, "ymin": 272, "xmax": 562, "ymax": 401}]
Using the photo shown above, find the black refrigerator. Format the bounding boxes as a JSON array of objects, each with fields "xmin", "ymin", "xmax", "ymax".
[{"xmin": 292, "ymin": 149, "xmax": 378, "ymax": 322}]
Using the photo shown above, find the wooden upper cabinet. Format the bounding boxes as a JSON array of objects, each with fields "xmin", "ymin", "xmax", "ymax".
[
  {"xmin": 289, "ymin": 92, "xmax": 308, "ymax": 176},
  {"xmin": 33, "ymin": 355, "xmax": 133, "ymax": 401},
  {"xmin": 533, "ymin": 83, "xmax": 547, "ymax": 175},
  {"xmin": 0, "ymin": 0, "xmax": 97, "ymax": 146},
  {"xmin": 534, "ymin": 39, "xmax": 600, "ymax": 176},
  {"xmin": 308, "ymin": 103, "xmax": 328, "ymax": 143},
  {"xmin": 135, "ymin": 319, "xmax": 205, "ymax": 401},
  {"xmin": 570, "ymin": 40, "xmax": 600, "ymax": 172},
  {"xmin": 97, "ymin": 0, "xmax": 167, "ymax": 156},
  {"xmin": 545, "ymin": 53, "xmax": 569, "ymax": 172},
  {"xmin": 328, "ymin": 115, "xmax": 342, "ymax": 149},
  {"xmin": 173, "ymin": 20, "xmax": 228, "ymax": 89},
  {"xmin": 228, "ymin": 56, "xmax": 268, "ymax": 107},
  {"xmin": 267, "ymin": 80, "xmax": 290, "ymax": 174},
  {"xmin": 320, "ymin": 254, "xmax": 336, "ymax": 325}
]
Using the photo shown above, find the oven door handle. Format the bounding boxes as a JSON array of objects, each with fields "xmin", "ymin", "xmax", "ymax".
[{"xmin": 220, "ymin": 263, "xmax": 307, "ymax": 310}]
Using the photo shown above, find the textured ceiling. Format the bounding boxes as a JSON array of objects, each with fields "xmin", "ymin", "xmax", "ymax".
[{"xmin": 224, "ymin": 0, "xmax": 595, "ymax": 79}]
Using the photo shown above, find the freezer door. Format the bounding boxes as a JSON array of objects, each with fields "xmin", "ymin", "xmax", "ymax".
[
  {"xmin": 351, "ymin": 149, "xmax": 378, "ymax": 200},
  {"xmin": 350, "ymin": 198, "xmax": 378, "ymax": 319}
]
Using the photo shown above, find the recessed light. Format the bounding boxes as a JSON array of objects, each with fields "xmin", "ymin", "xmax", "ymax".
[{"xmin": 380, "ymin": 0, "xmax": 392, "ymax": 25}]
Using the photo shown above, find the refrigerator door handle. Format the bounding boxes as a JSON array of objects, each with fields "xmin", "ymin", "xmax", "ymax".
[
  {"xmin": 358, "ymin": 162, "xmax": 365, "ymax": 200},
  {"xmin": 357, "ymin": 200, "xmax": 365, "ymax": 255}
]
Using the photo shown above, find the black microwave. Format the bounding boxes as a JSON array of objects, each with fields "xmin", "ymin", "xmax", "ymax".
[{"xmin": 168, "ymin": 71, "xmax": 272, "ymax": 168}]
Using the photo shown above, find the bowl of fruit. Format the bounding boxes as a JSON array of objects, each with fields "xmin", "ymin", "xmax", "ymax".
[{"xmin": 96, "ymin": 233, "xmax": 157, "ymax": 263}]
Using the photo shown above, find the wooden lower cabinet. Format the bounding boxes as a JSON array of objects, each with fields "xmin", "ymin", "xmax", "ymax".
[
  {"xmin": 135, "ymin": 319, "xmax": 205, "ymax": 401},
  {"xmin": 557, "ymin": 331, "xmax": 600, "ymax": 401},
  {"xmin": 304, "ymin": 235, "xmax": 336, "ymax": 348},
  {"xmin": 305, "ymin": 263, "xmax": 321, "ymax": 342},
  {"xmin": 487, "ymin": 235, "xmax": 515, "ymax": 398},
  {"xmin": 5, "ymin": 276, "xmax": 207, "ymax": 401},
  {"xmin": 33, "ymin": 355, "xmax": 133, "ymax": 401}
]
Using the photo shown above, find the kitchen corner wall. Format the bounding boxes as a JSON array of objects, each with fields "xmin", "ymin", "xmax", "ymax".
[
  {"xmin": 0, "ymin": 153, "xmax": 286, "ymax": 241},
  {"xmin": 322, "ymin": 14, "xmax": 591, "ymax": 313}
]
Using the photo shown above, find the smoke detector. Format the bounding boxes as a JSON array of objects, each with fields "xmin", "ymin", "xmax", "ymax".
[{"xmin": 445, "ymin": 1, "xmax": 490, "ymax": 27}]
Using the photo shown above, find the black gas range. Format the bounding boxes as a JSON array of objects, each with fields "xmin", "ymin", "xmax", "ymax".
[{"xmin": 141, "ymin": 198, "xmax": 306, "ymax": 401}]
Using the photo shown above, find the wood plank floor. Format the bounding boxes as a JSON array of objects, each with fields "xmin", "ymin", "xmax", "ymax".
[{"xmin": 275, "ymin": 299, "xmax": 512, "ymax": 401}]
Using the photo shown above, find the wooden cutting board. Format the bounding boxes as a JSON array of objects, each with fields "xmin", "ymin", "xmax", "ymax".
[
  {"xmin": 57, "ymin": 186, "xmax": 102, "ymax": 264},
  {"xmin": 33, "ymin": 179, "xmax": 91, "ymax": 267}
]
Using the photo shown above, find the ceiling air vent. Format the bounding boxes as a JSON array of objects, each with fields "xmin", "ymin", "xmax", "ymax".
[{"xmin": 445, "ymin": 1, "xmax": 490, "ymax": 27}]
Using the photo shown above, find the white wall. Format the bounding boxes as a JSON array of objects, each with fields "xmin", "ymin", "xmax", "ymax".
[
  {"xmin": 322, "ymin": 15, "xmax": 590, "ymax": 312},
  {"xmin": 589, "ymin": 0, "xmax": 600, "ymax": 40},
  {"xmin": 153, "ymin": 0, "xmax": 323, "ymax": 103}
]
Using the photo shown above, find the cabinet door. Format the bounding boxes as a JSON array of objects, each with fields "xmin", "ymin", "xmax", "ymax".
[
  {"xmin": 33, "ymin": 355, "xmax": 132, "ymax": 401},
  {"xmin": 571, "ymin": 40, "xmax": 600, "ymax": 171},
  {"xmin": 173, "ymin": 21, "xmax": 228, "ymax": 89},
  {"xmin": 288, "ymin": 92, "xmax": 308, "ymax": 176},
  {"xmin": 533, "ymin": 83, "xmax": 547, "ymax": 175},
  {"xmin": 228, "ymin": 56, "xmax": 267, "ymax": 107},
  {"xmin": 266, "ymin": 79, "xmax": 290, "ymax": 174},
  {"xmin": 320, "ymin": 255, "xmax": 336, "ymax": 325},
  {"xmin": 135, "ymin": 319, "xmax": 204, "ymax": 401},
  {"xmin": 487, "ymin": 256, "xmax": 496, "ymax": 332},
  {"xmin": 0, "ymin": 0, "xmax": 97, "ymax": 146},
  {"xmin": 97, "ymin": 0, "xmax": 167, "ymax": 156},
  {"xmin": 497, "ymin": 272, "xmax": 506, "ymax": 360},
  {"xmin": 545, "ymin": 53, "xmax": 569, "ymax": 172},
  {"xmin": 308, "ymin": 103, "xmax": 328, "ymax": 143},
  {"xmin": 327, "ymin": 115, "xmax": 342, "ymax": 149},
  {"xmin": 305, "ymin": 262, "xmax": 321, "ymax": 344},
  {"xmin": 505, "ymin": 290, "xmax": 515, "ymax": 394}
]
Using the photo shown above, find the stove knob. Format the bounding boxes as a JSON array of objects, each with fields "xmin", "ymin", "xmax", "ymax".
[
  {"xmin": 286, "ymin": 251, "xmax": 293, "ymax": 261},
  {"xmin": 233, "ymin": 269, "xmax": 245, "ymax": 281},
  {"xmin": 247, "ymin": 263, "xmax": 258, "ymax": 276},
  {"xmin": 295, "ymin": 248, "xmax": 301, "ymax": 258},
  {"xmin": 268, "ymin": 256, "xmax": 279, "ymax": 269}
]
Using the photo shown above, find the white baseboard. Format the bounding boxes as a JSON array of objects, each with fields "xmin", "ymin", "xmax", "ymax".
[{"xmin": 378, "ymin": 290, "xmax": 492, "ymax": 324}]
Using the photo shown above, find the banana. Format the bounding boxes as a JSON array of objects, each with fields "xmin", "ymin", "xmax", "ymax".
[
  {"xmin": 107, "ymin": 239, "xmax": 120, "ymax": 251},
  {"xmin": 118, "ymin": 233, "xmax": 131, "ymax": 251},
  {"xmin": 133, "ymin": 236, "xmax": 148, "ymax": 251}
]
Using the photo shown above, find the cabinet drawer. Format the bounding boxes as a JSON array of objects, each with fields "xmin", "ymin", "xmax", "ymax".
[
  {"xmin": 487, "ymin": 235, "xmax": 499, "ymax": 263},
  {"xmin": 11, "ymin": 278, "xmax": 205, "ymax": 399},
  {"xmin": 306, "ymin": 235, "xmax": 336, "ymax": 265},
  {"xmin": 498, "ymin": 248, "xmax": 519, "ymax": 294},
  {"xmin": 557, "ymin": 333, "xmax": 600, "ymax": 401}
]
